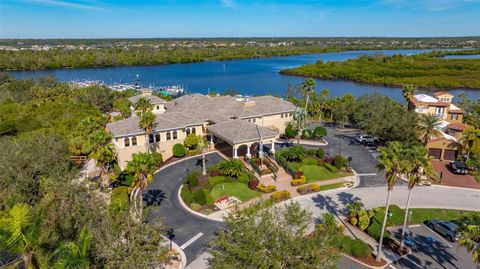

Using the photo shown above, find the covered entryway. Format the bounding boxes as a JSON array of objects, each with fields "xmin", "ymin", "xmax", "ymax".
[
  {"xmin": 443, "ymin": 149, "xmax": 457, "ymax": 161},
  {"xmin": 429, "ymin": 148, "xmax": 442, "ymax": 159}
]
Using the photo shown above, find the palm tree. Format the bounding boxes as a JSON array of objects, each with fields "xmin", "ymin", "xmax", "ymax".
[
  {"xmin": 290, "ymin": 107, "xmax": 308, "ymax": 144},
  {"xmin": 399, "ymin": 146, "xmax": 432, "ymax": 251},
  {"xmin": 134, "ymin": 97, "xmax": 153, "ymax": 116},
  {"xmin": 0, "ymin": 203, "xmax": 41, "ymax": 269},
  {"xmin": 127, "ymin": 153, "xmax": 160, "ymax": 219},
  {"xmin": 88, "ymin": 130, "xmax": 115, "ymax": 175},
  {"xmin": 319, "ymin": 88, "xmax": 329, "ymax": 121},
  {"xmin": 197, "ymin": 137, "xmax": 209, "ymax": 176},
  {"xmin": 458, "ymin": 224, "xmax": 480, "ymax": 265},
  {"xmin": 138, "ymin": 111, "xmax": 157, "ymax": 154},
  {"xmin": 217, "ymin": 159, "xmax": 245, "ymax": 178},
  {"xmin": 461, "ymin": 127, "xmax": 480, "ymax": 161},
  {"xmin": 402, "ymin": 85, "xmax": 417, "ymax": 111},
  {"xmin": 301, "ymin": 78, "xmax": 316, "ymax": 113},
  {"xmin": 417, "ymin": 113, "xmax": 443, "ymax": 145},
  {"xmin": 53, "ymin": 226, "xmax": 92, "ymax": 269},
  {"xmin": 346, "ymin": 202, "xmax": 364, "ymax": 226},
  {"xmin": 375, "ymin": 141, "xmax": 403, "ymax": 262}
]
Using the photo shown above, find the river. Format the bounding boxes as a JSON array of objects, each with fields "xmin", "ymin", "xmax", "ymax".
[{"xmin": 9, "ymin": 49, "xmax": 480, "ymax": 102}]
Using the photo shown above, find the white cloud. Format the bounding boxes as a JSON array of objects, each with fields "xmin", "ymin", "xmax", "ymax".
[
  {"xmin": 23, "ymin": 0, "xmax": 105, "ymax": 11},
  {"xmin": 220, "ymin": 0, "xmax": 237, "ymax": 8}
]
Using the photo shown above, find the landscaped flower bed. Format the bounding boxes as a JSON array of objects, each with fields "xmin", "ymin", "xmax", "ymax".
[{"xmin": 180, "ymin": 159, "xmax": 262, "ymax": 214}]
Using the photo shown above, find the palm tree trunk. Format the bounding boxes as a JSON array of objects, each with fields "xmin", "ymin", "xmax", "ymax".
[
  {"xmin": 202, "ymin": 149, "xmax": 207, "ymax": 176},
  {"xmin": 145, "ymin": 133, "xmax": 149, "ymax": 154},
  {"xmin": 376, "ymin": 190, "xmax": 392, "ymax": 262},
  {"xmin": 138, "ymin": 188, "xmax": 143, "ymax": 218},
  {"xmin": 297, "ymin": 131, "xmax": 301, "ymax": 145},
  {"xmin": 400, "ymin": 188, "xmax": 413, "ymax": 251}
]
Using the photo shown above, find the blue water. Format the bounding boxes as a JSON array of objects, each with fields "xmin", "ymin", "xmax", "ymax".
[
  {"xmin": 444, "ymin": 54, "xmax": 480, "ymax": 59},
  {"xmin": 9, "ymin": 49, "xmax": 480, "ymax": 102}
]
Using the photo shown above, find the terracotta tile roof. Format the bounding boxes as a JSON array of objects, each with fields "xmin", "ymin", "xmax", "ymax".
[
  {"xmin": 448, "ymin": 109, "xmax": 465, "ymax": 114},
  {"xmin": 447, "ymin": 123, "xmax": 470, "ymax": 132}
]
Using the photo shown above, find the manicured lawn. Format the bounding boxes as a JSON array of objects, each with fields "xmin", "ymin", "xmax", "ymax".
[
  {"xmin": 320, "ymin": 182, "xmax": 346, "ymax": 191},
  {"xmin": 374, "ymin": 205, "xmax": 478, "ymax": 227},
  {"xmin": 210, "ymin": 182, "xmax": 262, "ymax": 202},
  {"xmin": 299, "ymin": 165, "xmax": 352, "ymax": 183}
]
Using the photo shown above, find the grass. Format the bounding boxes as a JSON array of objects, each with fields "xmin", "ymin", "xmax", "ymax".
[
  {"xmin": 210, "ymin": 182, "xmax": 262, "ymax": 202},
  {"xmin": 374, "ymin": 205, "xmax": 478, "ymax": 227},
  {"xmin": 321, "ymin": 182, "xmax": 346, "ymax": 191},
  {"xmin": 299, "ymin": 165, "xmax": 352, "ymax": 183}
]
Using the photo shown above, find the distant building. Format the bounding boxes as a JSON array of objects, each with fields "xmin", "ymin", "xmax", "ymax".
[{"xmin": 409, "ymin": 91, "xmax": 469, "ymax": 160}]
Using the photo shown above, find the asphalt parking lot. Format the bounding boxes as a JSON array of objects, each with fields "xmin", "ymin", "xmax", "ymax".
[{"xmin": 389, "ymin": 224, "xmax": 476, "ymax": 269}]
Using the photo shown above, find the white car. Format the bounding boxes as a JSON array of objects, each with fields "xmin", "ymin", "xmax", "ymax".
[{"xmin": 355, "ymin": 134, "xmax": 374, "ymax": 145}]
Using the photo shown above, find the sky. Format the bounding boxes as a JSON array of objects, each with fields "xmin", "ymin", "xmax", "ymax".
[{"xmin": 0, "ymin": 0, "xmax": 479, "ymax": 38}]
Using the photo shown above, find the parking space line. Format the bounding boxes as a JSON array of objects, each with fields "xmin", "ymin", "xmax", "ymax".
[
  {"xmin": 404, "ymin": 257, "xmax": 423, "ymax": 269},
  {"xmin": 408, "ymin": 224, "xmax": 421, "ymax": 228},
  {"xmin": 389, "ymin": 265, "xmax": 397, "ymax": 269},
  {"xmin": 357, "ymin": 173, "xmax": 377, "ymax": 176},
  {"xmin": 424, "ymin": 227, "xmax": 452, "ymax": 248},
  {"xmin": 180, "ymin": 232, "xmax": 204, "ymax": 249}
]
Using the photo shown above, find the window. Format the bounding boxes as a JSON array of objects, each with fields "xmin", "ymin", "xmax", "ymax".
[
  {"xmin": 289, "ymin": 112, "xmax": 293, "ymax": 117},
  {"xmin": 156, "ymin": 105, "xmax": 160, "ymax": 110},
  {"xmin": 131, "ymin": 136, "xmax": 137, "ymax": 146},
  {"xmin": 191, "ymin": 127, "xmax": 196, "ymax": 134},
  {"xmin": 252, "ymin": 118, "xmax": 256, "ymax": 123},
  {"xmin": 124, "ymin": 137, "xmax": 130, "ymax": 147},
  {"xmin": 173, "ymin": 130, "xmax": 178, "ymax": 139},
  {"xmin": 451, "ymin": 114, "xmax": 459, "ymax": 120},
  {"xmin": 155, "ymin": 133, "xmax": 161, "ymax": 142},
  {"xmin": 281, "ymin": 113, "xmax": 284, "ymax": 118},
  {"xmin": 186, "ymin": 128, "xmax": 190, "ymax": 135},
  {"xmin": 149, "ymin": 134, "xmax": 154, "ymax": 143},
  {"xmin": 166, "ymin": 132, "xmax": 171, "ymax": 140}
]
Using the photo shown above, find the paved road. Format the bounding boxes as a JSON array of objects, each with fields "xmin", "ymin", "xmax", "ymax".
[{"xmin": 146, "ymin": 153, "xmax": 225, "ymax": 265}]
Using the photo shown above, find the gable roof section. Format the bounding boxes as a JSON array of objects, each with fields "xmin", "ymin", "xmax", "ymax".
[
  {"xmin": 207, "ymin": 120, "xmax": 277, "ymax": 144},
  {"xmin": 128, "ymin": 94, "xmax": 166, "ymax": 105},
  {"xmin": 434, "ymin": 91, "xmax": 453, "ymax": 97}
]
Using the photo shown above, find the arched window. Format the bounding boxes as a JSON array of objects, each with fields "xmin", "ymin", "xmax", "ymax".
[
  {"xmin": 149, "ymin": 134, "xmax": 154, "ymax": 143},
  {"xmin": 131, "ymin": 136, "xmax": 137, "ymax": 146},
  {"xmin": 124, "ymin": 137, "xmax": 130, "ymax": 147},
  {"xmin": 173, "ymin": 130, "xmax": 178, "ymax": 139},
  {"xmin": 191, "ymin": 127, "xmax": 196, "ymax": 134},
  {"xmin": 155, "ymin": 133, "xmax": 160, "ymax": 142},
  {"xmin": 186, "ymin": 128, "xmax": 190, "ymax": 135},
  {"xmin": 166, "ymin": 132, "xmax": 171, "ymax": 140}
]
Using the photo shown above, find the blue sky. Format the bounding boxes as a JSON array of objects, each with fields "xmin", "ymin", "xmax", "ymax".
[{"xmin": 1, "ymin": 0, "xmax": 479, "ymax": 38}]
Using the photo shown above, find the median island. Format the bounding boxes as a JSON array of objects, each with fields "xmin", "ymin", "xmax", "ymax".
[{"xmin": 280, "ymin": 50, "xmax": 480, "ymax": 89}]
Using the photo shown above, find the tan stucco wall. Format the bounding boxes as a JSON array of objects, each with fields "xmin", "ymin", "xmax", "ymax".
[
  {"xmin": 446, "ymin": 113, "xmax": 463, "ymax": 124},
  {"xmin": 253, "ymin": 113, "xmax": 293, "ymax": 134},
  {"xmin": 427, "ymin": 139, "xmax": 462, "ymax": 160}
]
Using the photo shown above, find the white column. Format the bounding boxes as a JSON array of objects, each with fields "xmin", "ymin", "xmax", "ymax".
[
  {"xmin": 270, "ymin": 141, "xmax": 275, "ymax": 154},
  {"xmin": 210, "ymin": 135, "xmax": 214, "ymax": 144},
  {"xmin": 233, "ymin": 148, "xmax": 238, "ymax": 159},
  {"xmin": 246, "ymin": 146, "xmax": 251, "ymax": 159}
]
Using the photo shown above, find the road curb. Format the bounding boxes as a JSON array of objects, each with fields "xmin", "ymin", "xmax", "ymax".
[
  {"xmin": 177, "ymin": 185, "xmax": 225, "ymax": 222},
  {"xmin": 154, "ymin": 151, "xmax": 220, "ymax": 175},
  {"xmin": 162, "ymin": 235, "xmax": 187, "ymax": 269}
]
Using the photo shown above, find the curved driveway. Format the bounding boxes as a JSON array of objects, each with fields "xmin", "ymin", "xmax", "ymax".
[{"xmin": 146, "ymin": 153, "xmax": 225, "ymax": 264}]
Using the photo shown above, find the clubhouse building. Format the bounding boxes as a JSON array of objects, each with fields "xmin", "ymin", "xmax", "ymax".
[{"xmin": 107, "ymin": 91, "xmax": 295, "ymax": 169}]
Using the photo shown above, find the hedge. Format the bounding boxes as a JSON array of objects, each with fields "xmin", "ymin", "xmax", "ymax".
[
  {"xmin": 237, "ymin": 173, "xmax": 250, "ymax": 184},
  {"xmin": 184, "ymin": 171, "xmax": 200, "ymax": 187},
  {"xmin": 302, "ymin": 157, "xmax": 318, "ymax": 165},
  {"xmin": 366, "ymin": 220, "xmax": 390, "ymax": 241},
  {"xmin": 193, "ymin": 189, "xmax": 212, "ymax": 206},
  {"xmin": 333, "ymin": 155, "xmax": 348, "ymax": 169},
  {"xmin": 257, "ymin": 184, "xmax": 277, "ymax": 193},
  {"xmin": 109, "ymin": 186, "xmax": 130, "ymax": 212},
  {"xmin": 181, "ymin": 186, "xmax": 195, "ymax": 205},
  {"xmin": 323, "ymin": 163, "xmax": 338, "ymax": 172},
  {"xmin": 208, "ymin": 176, "xmax": 225, "ymax": 186},
  {"xmin": 291, "ymin": 176, "xmax": 307, "ymax": 186},
  {"xmin": 172, "ymin": 143, "xmax": 186, "ymax": 157},
  {"xmin": 271, "ymin": 190, "xmax": 291, "ymax": 202}
]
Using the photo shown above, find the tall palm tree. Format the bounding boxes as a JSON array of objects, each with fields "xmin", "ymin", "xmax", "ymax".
[
  {"xmin": 127, "ymin": 153, "xmax": 159, "ymax": 219},
  {"xmin": 217, "ymin": 159, "xmax": 246, "ymax": 178},
  {"xmin": 88, "ymin": 130, "xmax": 115, "ymax": 175},
  {"xmin": 290, "ymin": 107, "xmax": 308, "ymax": 144},
  {"xmin": 461, "ymin": 127, "xmax": 480, "ymax": 161},
  {"xmin": 402, "ymin": 85, "xmax": 417, "ymax": 111},
  {"xmin": 197, "ymin": 136, "xmax": 209, "ymax": 176},
  {"xmin": 319, "ymin": 88, "xmax": 329, "ymax": 121},
  {"xmin": 399, "ymin": 145, "xmax": 432, "ymax": 251},
  {"xmin": 301, "ymin": 78, "xmax": 316, "ymax": 113},
  {"xmin": 53, "ymin": 226, "xmax": 92, "ymax": 269},
  {"xmin": 134, "ymin": 97, "xmax": 153, "ymax": 116},
  {"xmin": 138, "ymin": 111, "xmax": 157, "ymax": 154},
  {"xmin": 0, "ymin": 203, "xmax": 41, "ymax": 269},
  {"xmin": 375, "ymin": 141, "xmax": 403, "ymax": 262},
  {"xmin": 417, "ymin": 113, "xmax": 443, "ymax": 145},
  {"xmin": 458, "ymin": 224, "xmax": 480, "ymax": 265}
]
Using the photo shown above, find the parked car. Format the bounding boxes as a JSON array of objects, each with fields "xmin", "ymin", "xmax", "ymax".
[
  {"xmin": 355, "ymin": 134, "xmax": 374, "ymax": 145},
  {"xmin": 449, "ymin": 161, "xmax": 469, "ymax": 175},
  {"xmin": 426, "ymin": 219, "xmax": 459, "ymax": 242}
]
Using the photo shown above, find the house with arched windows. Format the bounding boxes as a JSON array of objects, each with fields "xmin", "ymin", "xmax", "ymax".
[{"xmin": 107, "ymin": 91, "xmax": 296, "ymax": 169}]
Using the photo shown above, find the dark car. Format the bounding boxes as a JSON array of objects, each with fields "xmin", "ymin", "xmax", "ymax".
[
  {"xmin": 426, "ymin": 219, "xmax": 459, "ymax": 242},
  {"xmin": 449, "ymin": 161, "xmax": 469, "ymax": 175}
]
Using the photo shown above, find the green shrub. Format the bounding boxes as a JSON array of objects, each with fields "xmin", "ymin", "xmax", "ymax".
[
  {"xmin": 302, "ymin": 129, "xmax": 313, "ymax": 139},
  {"xmin": 115, "ymin": 170, "xmax": 135, "ymax": 186},
  {"xmin": 184, "ymin": 134, "xmax": 200, "ymax": 150},
  {"xmin": 313, "ymin": 126, "xmax": 327, "ymax": 138},
  {"xmin": 181, "ymin": 186, "xmax": 195, "ymax": 205},
  {"xmin": 172, "ymin": 143, "xmax": 186, "ymax": 157},
  {"xmin": 109, "ymin": 186, "xmax": 129, "ymax": 212},
  {"xmin": 305, "ymin": 149, "xmax": 317, "ymax": 156},
  {"xmin": 323, "ymin": 163, "xmax": 338, "ymax": 172},
  {"xmin": 289, "ymin": 162, "xmax": 302, "ymax": 171},
  {"xmin": 184, "ymin": 171, "xmax": 200, "ymax": 187},
  {"xmin": 333, "ymin": 155, "xmax": 348, "ymax": 169},
  {"xmin": 291, "ymin": 176, "xmax": 307, "ymax": 186},
  {"xmin": 193, "ymin": 189, "xmax": 211, "ymax": 206},
  {"xmin": 339, "ymin": 237, "xmax": 371, "ymax": 259},
  {"xmin": 208, "ymin": 176, "xmax": 225, "ymax": 186},
  {"xmin": 190, "ymin": 203, "xmax": 202, "ymax": 211},
  {"xmin": 316, "ymin": 148, "xmax": 325, "ymax": 159},
  {"xmin": 302, "ymin": 157, "xmax": 318, "ymax": 165},
  {"xmin": 285, "ymin": 123, "xmax": 297, "ymax": 138},
  {"xmin": 271, "ymin": 190, "xmax": 291, "ymax": 202},
  {"xmin": 237, "ymin": 173, "xmax": 250, "ymax": 183},
  {"xmin": 310, "ymin": 183, "xmax": 320, "ymax": 192},
  {"xmin": 366, "ymin": 220, "xmax": 390, "ymax": 241}
]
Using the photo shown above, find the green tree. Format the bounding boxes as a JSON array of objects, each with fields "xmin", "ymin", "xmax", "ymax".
[
  {"xmin": 279, "ymin": 145, "xmax": 305, "ymax": 162},
  {"xmin": 217, "ymin": 159, "xmax": 245, "ymax": 178},
  {"xmin": 88, "ymin": 130, "xmax": 115, "ymax": 176},
  {"xmin": 138, "ymin": 111, "xmax": 157, "ymax": 154},
  {"xmin": 53, "ymin": 226, "xmax": 92, "ymax": 269},
  {"xmin": 184, "ymin": 134, "xmax": 200, "ymax": 150},
  {"xmin": 113, "ymin": 98, "xmax": 132, "ymax": 119},
  {"xmin": 290, "ymin": 107, "xmax": 308, "ymax": 144},
  {"xmin": 126, "ymin": 152, "xmax": 162, "ymax": 218},
  {"xmin": 458, "ymin": 224, "xmax": 480, "ymax": 265},
  {"xmin": 461, "ymin": 127, "xmax": 480, "ymax": 161},
  {"xmin": 402, "ymin": 84, "xmax": 417, "ymax": 111},
  {"xmin": 301, "ymin": 78, "xmax": 316, "ymax": 113},
  {"xmin": 0, "ymin": 203, "xmax": 41, "ymax": 269},
  {"xmin": 417, "ymin": 113, "xmax": 443, "ymax": 145},
  {"xmin": 346, "ymin": 202, "xmax": 363, "ymax": 227},
  {"xmin": 198, "ymin": 136, "xmax": 210, "ymax": 176},
  {"xmin": 399, "ymin": 145, "xmax": 432, "ymax": 251},
  {"xmin": 375, "ymin": 141, "xmax": 403, "ymax": 261},
  {"xmin": 209, "ymin": 202, "xmax": 339, "ymax": 269},
  {"xmin": 319, "ymin": 88, "xmax": 330, "ymax": 121}
]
